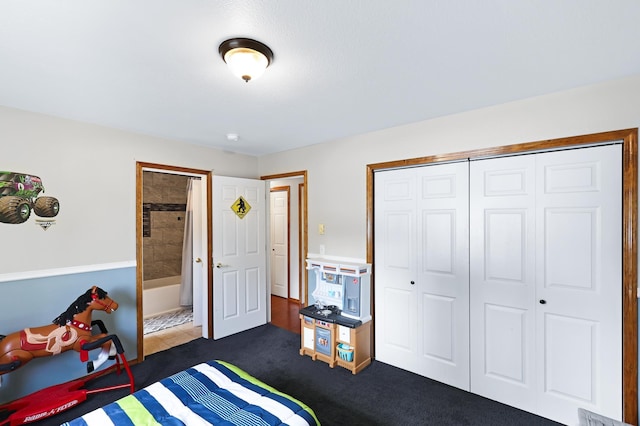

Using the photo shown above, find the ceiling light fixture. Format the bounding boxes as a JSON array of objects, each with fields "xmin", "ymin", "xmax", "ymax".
[{"xmin": 219, "ymin": 38, "xmax": 274, "ymax": 82}]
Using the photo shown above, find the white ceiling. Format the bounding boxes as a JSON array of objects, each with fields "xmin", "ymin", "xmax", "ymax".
[{"xmin": 1, "ymin": 1, "xmax": 640, "ymax": 156}]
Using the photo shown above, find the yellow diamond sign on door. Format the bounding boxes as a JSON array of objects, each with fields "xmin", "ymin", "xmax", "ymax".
[{"xmin": 231, "ymin": 196, "xmax": 251, "ymax": 219}]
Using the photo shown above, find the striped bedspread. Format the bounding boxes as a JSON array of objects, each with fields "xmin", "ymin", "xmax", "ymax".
[{"xmin": 63, "ymin": 360, "xmax": 320, "ymax": 426}]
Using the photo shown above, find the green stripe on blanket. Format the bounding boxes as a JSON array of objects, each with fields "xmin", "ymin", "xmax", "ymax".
[{"xmin": 116, "ymin": 394, "xmax": 161, "ymax": 426}]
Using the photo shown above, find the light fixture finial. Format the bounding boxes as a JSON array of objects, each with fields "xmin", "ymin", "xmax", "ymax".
[{"xmin": 219, "ymin": 38, "xmax": 274, "ymax": 82}]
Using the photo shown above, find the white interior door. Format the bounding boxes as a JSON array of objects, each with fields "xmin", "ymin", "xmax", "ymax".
[
  {"xmin": 191, "ymin": 178, "xmax": 204, "ymax": 330},
  {"xmin": 470, "ymin": 145, "xmax": 622, "ymax": 425},
  {"xmin": 270, "ymin": 189, "xmax": 288, "ymax": 298},
  {"xmin": 416, "ymin": 162, "xmax": 470, "ymax": 390},
  {"xmin": 213, "ymin": 176, "xmax": 267, "ymax": 339},
  {"xmin": 469, "ymin": 154, "xmax": 537, "ymax": 410},
  {"xmin": 375, "ymin": 162, "xmax": 470, "ymax": 390},
  {"xmin": 534, "ymin": 145, "xmax": 621, "ymax": 423},
  {"xmin": 374, "ymin": 167, "xmax": 418, "ymax": 373}
]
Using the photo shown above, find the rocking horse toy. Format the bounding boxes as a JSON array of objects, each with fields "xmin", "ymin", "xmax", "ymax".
[{"xmin": 0, "ymin": 286, "xmax": 135, "ymax": 426}]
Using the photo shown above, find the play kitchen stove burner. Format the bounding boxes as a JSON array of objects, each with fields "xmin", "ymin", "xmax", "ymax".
[
  {"xmin": 299, "ymin": 304, "xmax": 362, "ymax": 328},
  {"xmin": 312, "ymin": 303, "xmax": 340, "ymax": 317}
]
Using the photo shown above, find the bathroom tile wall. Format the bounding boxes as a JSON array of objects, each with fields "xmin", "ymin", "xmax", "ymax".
[{"xmin": 142, "ymin": 171, "xmax": 189, "ymax": 281}]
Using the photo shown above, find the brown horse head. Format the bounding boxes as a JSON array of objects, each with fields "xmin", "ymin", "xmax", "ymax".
[
  {"xmin": 88, "ymin": 285, "xmax": 118, "ymax": 314},
  {"xmin": 52, "ymin": 286, "xmax": 118, "ymax": 326}
]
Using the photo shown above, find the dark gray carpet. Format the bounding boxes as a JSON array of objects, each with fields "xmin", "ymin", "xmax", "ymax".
[{"xmin": 35, "ymin": 324, "xmax": 561, "ymax": 425}]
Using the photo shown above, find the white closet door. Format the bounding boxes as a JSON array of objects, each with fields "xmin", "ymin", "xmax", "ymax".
[
  {"xmin": 469, "ymin": 154, "xmax": 537, "ymax": 410},
  {"xmin": 375, "ymin": 167, "xmax": 419, "ymax": 373},
  {"xmin": 534, "ymin": 145, "xmax": 621, "ymax": 423},
  {"xmin": 375, "ymin": 162, "xmax": 470, "ymax": 390},
  {"xmin": 470, "ymin": 145, "xmax": 622, "ymax": 425}
]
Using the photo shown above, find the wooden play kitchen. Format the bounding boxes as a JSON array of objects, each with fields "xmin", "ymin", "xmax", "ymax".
[{"xmin": 299, "ymin": 259, "xmax": 371, "ymax": 374}]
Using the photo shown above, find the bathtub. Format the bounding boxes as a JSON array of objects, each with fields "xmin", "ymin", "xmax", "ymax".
[{"xmin": 143, "ymin": 276, "xmax": 182, "ymax": 319}]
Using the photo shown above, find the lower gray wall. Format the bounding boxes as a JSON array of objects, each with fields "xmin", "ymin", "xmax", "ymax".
[{"xmin": 0, "ymin": 265, "xmax": 136, "ymax": 403}]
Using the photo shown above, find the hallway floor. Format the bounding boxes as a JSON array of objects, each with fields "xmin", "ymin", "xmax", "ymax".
[
  {"xmin": 144, "ymin": 321, "xmax": 202, "ymax": 357},
  {"xmin": 143, "ymin": 295, "xmax": 301, "ymax": 357},
  {"xmin": 270, "ymin": 295, "xmax": 301, "ymax": 335}
]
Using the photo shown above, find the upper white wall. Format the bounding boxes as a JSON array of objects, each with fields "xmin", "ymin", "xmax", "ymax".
[
  {"xmin": 0, "ymin": 107, "xmax": 258, "ymax": 274},
  {"xmin": 258, "ymin": 74, "xmax": 640, "ymax": 261},
  {"xmin": 3, "ymin": 73, "xmax": 639, "ymax": 272}
]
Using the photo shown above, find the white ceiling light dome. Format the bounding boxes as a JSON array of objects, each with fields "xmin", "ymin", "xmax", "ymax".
[{"xmin": 219, "ymin": 38, "xmax": 274, "ymax": 82}]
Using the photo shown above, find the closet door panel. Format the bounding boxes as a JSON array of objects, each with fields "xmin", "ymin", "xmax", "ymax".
[
  {"xmin": 544, "ymin": 208, "xmax": 595, "ymax": 288},
  {"xmin": 484, "ymin": 304, "xmax": 527, "ymax": 384},
  {"xmin": 383, "ymin": 286, "xmax": 415, "ymax": 351},
  {"xmin": 377, "ymin": 207, "xmax": 417, "ymax": 367},
  {"xmin": 416, "ymin": 162, "xmax": 469, "ymax": 390},
  {"xmin": 375, "ymin": 162, "xmax": 469, "ymax": 390},
  {"xmin": 472, "ymin": 144, "xmax": 622, "ymax": 424},
  {"xmin": 544, "ymin": 313, "xmax": 595, "ymax": 401},
  {"xmin": 422, "ymin": 293, "xmax": 455, "ymax": 361},
  {"xmin": 421, "ymin": 210, "xmax": 456, "ymax": 362},
  {"xmin": 423, "ymin": 210, "xmax": 455, "ymax": 274},
  {"xmin": 374, "ymin": 169, "xmax": 419, "ymax": 371},
  {"xmin": 470, "ymin": 155, "xmax": 537, "ymax": 411},
  {"xmin": 535, "ymin": 145, "xmax": 622, "ymax": 423},
  {"xmin": 485, "ymin": 209, "xmax": 527, "ymax": 283}
]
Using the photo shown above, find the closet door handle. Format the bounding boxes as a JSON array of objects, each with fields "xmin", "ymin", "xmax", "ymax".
[
  {"xmin": 539, "ymin": 299, "xmax": 547, "ymax": 304},
  {"xmin": 410, "ymin": 281, "xmax": 415, "ymax": 285}
]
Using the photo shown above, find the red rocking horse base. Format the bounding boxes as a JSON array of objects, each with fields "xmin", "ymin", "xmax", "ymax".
[{"xmin": 0, "ymin": 352, "xmax": 134, "ymax": 426}]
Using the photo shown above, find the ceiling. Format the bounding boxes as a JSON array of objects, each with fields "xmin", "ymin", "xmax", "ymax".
[{"xmin": 2, "ymin": 1, "xmax": 640, "ymax": 156}]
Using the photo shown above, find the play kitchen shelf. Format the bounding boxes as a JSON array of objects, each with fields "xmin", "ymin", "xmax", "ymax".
[
  {"xmin": 299, "ymin": 305, "xmax": 371, "ymax": 374},
  {"xmin": 306, "ymin": 259, "xmax": 371, "ymax": 322},
  {"xmin": 334, "ymin": 321, "xmax": 371, "ymax": 374}
]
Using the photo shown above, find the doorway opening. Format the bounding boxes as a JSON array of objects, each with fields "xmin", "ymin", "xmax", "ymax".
[
  {"xmin": 136, "ymin": 162, "xmax": 212, "ymax": 360},
  {"xmin": 262, "ymin": 171, "xmax": 307, "ymax": 335}
]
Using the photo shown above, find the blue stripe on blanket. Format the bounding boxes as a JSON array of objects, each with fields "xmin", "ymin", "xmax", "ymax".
[
  {"xmin": 164, "ymin": 368, "xmax": 278, "ymax": 426},
  {"xmin": 134, "ymin": 389, "xmax": 185, "ymax": 425},
  {"xmin": 209, "ymin": 361, "xmax": 317, "ymax": 426},
  {"xmin": 102, "ymin": 402, "xmax": 136, "ymax": 426}
]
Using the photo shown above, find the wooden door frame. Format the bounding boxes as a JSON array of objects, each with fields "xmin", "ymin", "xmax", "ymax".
[
  {"xmin": 261, "ymin": 171, "xmax": 308, "ymax": 305},
  {"xmin": 298, "ymin": 182, "xmax": 306, "ymax": 303},
  {"xmin": 366, "ymin": 128, "xmax": 638, "ymax": 424},
  {"xmin": 135, "ymin": 162, "xmax": 213, "ymax": 361},
  {"xmin": 270, "ymin": 186, "xmax": 291, "ymax": 299}
]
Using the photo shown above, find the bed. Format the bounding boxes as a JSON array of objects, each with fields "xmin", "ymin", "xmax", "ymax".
[{"xmin": 62, "ymin": 360, "xmax": 320, "ymax": 426}]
